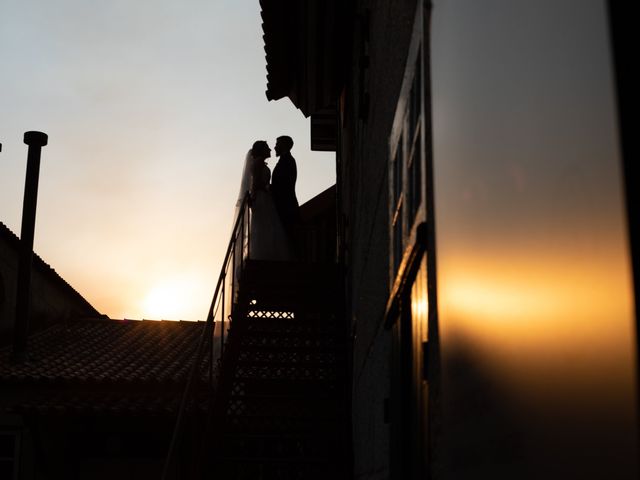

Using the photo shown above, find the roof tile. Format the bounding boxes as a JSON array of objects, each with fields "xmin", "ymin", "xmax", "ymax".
[{"xmin": 0, "ymin": 318, "xmax": 211, "ymax": 415}]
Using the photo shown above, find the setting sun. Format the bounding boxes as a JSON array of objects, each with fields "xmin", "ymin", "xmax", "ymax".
[{"xmin": 140, "ymin": 276, "xmax": 208, "ymax": 320}]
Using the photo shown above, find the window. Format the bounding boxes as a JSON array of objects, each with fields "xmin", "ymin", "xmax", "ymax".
[
  {"xmin": 392, "ymin": 140, "xmax": 404, "ymax": 274},
  {"xmin": 389, "ymin": 50, "xmax": 424, "ymax": 280},
  {"xmin": 407, "ymin": 54, "xmax": 423, "ymax": 225}
]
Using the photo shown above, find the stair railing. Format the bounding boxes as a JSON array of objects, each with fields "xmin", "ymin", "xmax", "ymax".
[{"xmin": 161, "ymin": 192, "xmax": 251, "ymax": 479}]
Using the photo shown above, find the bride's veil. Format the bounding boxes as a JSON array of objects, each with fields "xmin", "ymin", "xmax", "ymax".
[
  {"xmin": 230, "ymin": 150, "xmax": 253, "ymax": 305},
  {"xmin": 234, "ymin": 150, "xmax": 253, "ymax": 224}
]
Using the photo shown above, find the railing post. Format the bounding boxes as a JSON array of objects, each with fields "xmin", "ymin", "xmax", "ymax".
[
  {"xmin": 231, "ymin": 240, "xmax": 236, "ymax": 304},
  {"xmin": 239, "ymin": 213, "xmax": 243, "ymax": 268},
  {"xmin": 221, "ymin": 278, "xmax": 226, "ymax": 361},
  {"xmin": 162, "ymin": 193, "xmax": 250, "ymax": 476},
  {"xmin": 209, "ymin": 318, "xmax": 213, "ymax": 386},
  {"xmin": 242, "ymin": 208, "xmax": 251, "ymax": 262}
]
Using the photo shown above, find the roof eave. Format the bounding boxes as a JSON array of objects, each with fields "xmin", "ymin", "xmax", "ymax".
[{"xmin": 261, "ymin": 0, "xmax": 348, "ymax": 119}]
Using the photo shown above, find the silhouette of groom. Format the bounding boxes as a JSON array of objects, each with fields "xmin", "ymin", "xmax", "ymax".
[{"xmin": 271, "ymin": 135, "xmax": 300, "ymax": 241}]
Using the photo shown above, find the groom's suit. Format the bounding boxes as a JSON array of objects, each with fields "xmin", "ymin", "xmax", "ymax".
[{"xmin": 271, "ymin": 152, "xmax": 300, "ymax": 236}]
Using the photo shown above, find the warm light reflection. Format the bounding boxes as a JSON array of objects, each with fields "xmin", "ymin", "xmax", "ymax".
[
  {"xmin": 0, "ymin": 1, "xmax": 337, "ymax": 327},
  {"xmin": 438, "ymin": 250, "xmax": 637, "ymax": 406},
  {"xmin": 430, "ymin": 0, "xmax": 638, "ymax": 472},
  {"xmin": 411, "ymin": 287, "xmax": 428, "ymax": 320},
  {"xmin": 441, "ymin": 253, "xmax": 633, "ymax": 330}
]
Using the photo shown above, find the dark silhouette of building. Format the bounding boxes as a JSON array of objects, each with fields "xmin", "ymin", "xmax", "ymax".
[
  {"xmin": 3, "ymin": 1, "xmax": 638, "ymax": 479},
  {"xmin": 1, "ymin": 192, "xmax": 341, "ymax": 479},
  {"xmin": 260, "ymin": 0, "xmax": 638, "ymax": 479},
  {"xmin": 0, "ymin": 317, "xmax": 209, "ymax": 479},
  {"xmin": 0, "ymin": 221, "xmax": 216, "ymax": 479},
  {"xmin": 0, "ymin": 222, "xmax": 99, "ymax": 343}
]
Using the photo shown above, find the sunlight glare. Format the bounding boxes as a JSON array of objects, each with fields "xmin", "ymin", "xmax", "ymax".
[{"xmin": 141, "ymin": 276, "xmax": 206, "ymax": 320}]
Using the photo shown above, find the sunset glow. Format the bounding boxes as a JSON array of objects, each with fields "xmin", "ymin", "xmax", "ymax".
[
  {"xmin": 0, "ymin": 0, "xmax": 335, "ymax": 320},
  {"xmin": 141, "ymin": 276, "xmax": 206, "ymax": 320}
]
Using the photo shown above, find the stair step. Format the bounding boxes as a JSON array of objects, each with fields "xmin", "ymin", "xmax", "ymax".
[
  {"xmin": 234, "ymin": 359, "xmax": 341, "ymax": 369},
  {"xmin": 238, "ymin": 344, "xmax": 344, "ymax": 354},
  {"xmin": 219, "ymin": 434, "xmax": 346, "ymax": 453},
  {"xmin": 240, "ymin": 344, "xmax": 345, "ymax": 359},
  {"xmin": 238, "ymin": 340, "xmax": 341, "ymax": 348},
  {"xmin": 222, "ymin": 417, "xmax": 342, "ymax": 435},
  {"xmin": 244, "ymin": 310, "xmax": 334, "ymax": 319},
  {"xmin": 220, "ymin": 435, "xmax": 345, "ymax": 453},
  {"xmin": 223, "ymin": 412, "xmax": 344, "ymax": 425},
  {"xmin": 228, "ymin": 380, "xmax": 341, "ymax": 400},
  {"xmin": 242, "ymin": 301, "xmax": 337, "ymax": 314},
  {"xmin": 237, "ymin": 337, "xmax": 342, "ymax": 347},
  {"xmin": 224, "ymin": 412, "xmax": 340, "ymax": 421},
  {"xmin": 236, "ymin": 323, "xmax": 341, "ymax": 334},
  {"xmin": 231, "ymin": 366, "xmax": 339, "ymax": 382},
  {"xmin": 238, "ymin": 337, "xmax": 343, "ymax": 351},
  {"xmin": 219, "ymin": 438, "xmax": 339, "ymax": 458},
  {"xmin": 212, "ymin": 458, "xmax": 345, "ymax": 480},
  {"xmin": 222, "ymin": 431, "xmax": 338, "ymax": 440},
  {"xmin": 225, "ymin": 398, "xmax": 342, "ymax": 419},
  {"xmin": 227, "ymin": 390, "xmax": 341, "ymax": 402},
  {"xmin": 231, "ymin": 319, "xmax": 339, "ymax": 337},
  {"xmin": 240, "ymin": 329, "xmax": 340, "ymax": 339},
  {"xmin": 217, "ymin": 455, "xmax": 332, "ymax": 464},
  {"xmin": 227, "ymin": 393, "xmax": 336, "ymax": 402}
]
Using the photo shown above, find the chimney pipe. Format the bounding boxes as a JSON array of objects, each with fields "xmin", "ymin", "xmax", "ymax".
[{"xmin": 12, "ymin": 131, "xmax": 48, "ymax": 363}]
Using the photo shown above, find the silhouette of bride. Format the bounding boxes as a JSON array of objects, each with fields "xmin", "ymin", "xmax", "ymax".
[{"xmin": 236, "ymin": 141, "xmax": 293, "ymax": 261}]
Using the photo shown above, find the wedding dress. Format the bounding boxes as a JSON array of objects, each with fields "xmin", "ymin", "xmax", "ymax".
[{"xmin": 236, "ymin": 151, "xmax": 293, "ymax": 262}]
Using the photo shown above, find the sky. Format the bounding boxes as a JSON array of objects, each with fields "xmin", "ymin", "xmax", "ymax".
[{"xmin": 0, "ymin": 0, "xmax": 335, "ymax": 320}]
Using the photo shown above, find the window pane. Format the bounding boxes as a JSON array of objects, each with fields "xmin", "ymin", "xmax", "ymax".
[
  {"xmin": 408, "ymin": 145, "xmax": 422, "ymax": 225},
  {"xmin": 394, "ymin": 141, "xmax": 403, "ymax": 206}
]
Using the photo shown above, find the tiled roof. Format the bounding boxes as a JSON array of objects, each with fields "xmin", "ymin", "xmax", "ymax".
[
  {"xmin": 0, "ymin": 318, "xmax": 210, "ymax": 415},
  {"xmin": 0, "ymin": 221, "xmax": 99, "ymax": 316}
]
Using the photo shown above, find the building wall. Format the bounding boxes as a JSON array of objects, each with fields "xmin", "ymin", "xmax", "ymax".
[
  {"xmin": 339, "ymin": 0, "xmax": 638, "ymax": 479},
  {"xmin": 338, "ymin": 1, "xmax": 417, "ymax": 478},
  {"xmin": 0, "ymin": 224, "xmax": 99, "ymax": 342},
  {"xmin": 299, "ymin": 185, "xmax": 337, "ymax": 263},
  {"xmin": 11, "ymin": 414, "xmax": 183, "ymax": 480}
]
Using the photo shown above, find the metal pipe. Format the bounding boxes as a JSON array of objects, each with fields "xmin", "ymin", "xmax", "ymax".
[{"xmin": 12, "ymin": 131, "xmax": 48, "ymax": 363}]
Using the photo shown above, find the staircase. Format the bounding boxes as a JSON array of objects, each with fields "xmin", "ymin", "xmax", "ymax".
[{"xmin": 206, "ymin": 260, "xmax": 350, "ymax": 479}]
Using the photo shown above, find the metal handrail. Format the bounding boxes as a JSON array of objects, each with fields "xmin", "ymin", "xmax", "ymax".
[{"xmin": 161, "ymin": 192, "xmax": 251, "ymax": 479}]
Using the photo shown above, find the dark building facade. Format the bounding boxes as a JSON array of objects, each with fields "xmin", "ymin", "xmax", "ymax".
[
  {"xmin": 3, "ymin": 1, "xmax": 638, "ymax": 478},
  {"xmin": 0, "ymin": 222, "xmax": 210, "ymax": 479},
  {"xmin": 0, "ymin": 318, "xmax": 209, "ymax": 479},
  {"xmin": 261, "ymin": 0, "xmax": 639, "ymax": 479}
]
